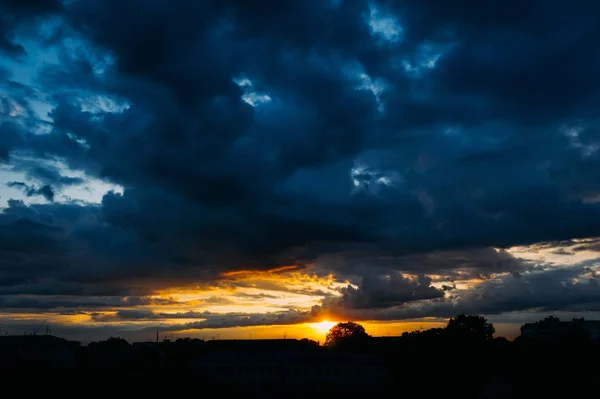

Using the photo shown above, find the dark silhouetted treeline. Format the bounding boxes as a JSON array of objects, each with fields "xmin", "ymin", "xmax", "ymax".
[{"xmin": 2, "ymin": 314, "xmax": 600, "ymax": 398}]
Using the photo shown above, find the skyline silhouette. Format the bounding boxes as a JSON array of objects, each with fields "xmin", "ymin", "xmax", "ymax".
[{"xmin": 2, "ymin": 315, "xmax": 600, "ymax": 397}]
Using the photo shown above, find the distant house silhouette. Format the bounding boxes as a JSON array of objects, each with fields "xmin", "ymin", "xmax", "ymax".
[{"xmin": 520, "ymin": 316, "xmax": 600, "ymax": 340}]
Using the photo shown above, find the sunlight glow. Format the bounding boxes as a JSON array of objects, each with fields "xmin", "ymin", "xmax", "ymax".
[{"xmin": 308, "ymin": 321, "xmax": 336, "ymax": 335}]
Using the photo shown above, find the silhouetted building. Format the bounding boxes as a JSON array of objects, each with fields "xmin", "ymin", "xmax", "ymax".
[{"xmin": 520, "ymin": 316, "xmax": 600, "ymax": 340}]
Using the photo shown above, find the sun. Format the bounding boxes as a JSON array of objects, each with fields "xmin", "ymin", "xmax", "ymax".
[{"xmin": 309, "ymin": 321, "xmax": 337, "ymax": 334}]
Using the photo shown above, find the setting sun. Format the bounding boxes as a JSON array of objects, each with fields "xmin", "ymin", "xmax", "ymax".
[{"xmin": 309, "ymin": 321, "xmax": 337, "ymax": 335}]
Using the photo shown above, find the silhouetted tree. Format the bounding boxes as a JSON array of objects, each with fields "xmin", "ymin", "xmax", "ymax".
[
  {"xmin": 299, "ymin": 338, "xmax": 319, "ymax": 346},
  {"xmin": 446, "ymin": 314, "xmax": 495, "ymax": 342},
  {"xmin": 402, "ymin": 327, "xmax": 446, "ymax": 340},
  {"xmin": 325, "ymin": 321, "xmax": 370, "ymax": 347},
  {"xmin": 88, "ymin": 336, "xmax": 130, "ymax": 349}
]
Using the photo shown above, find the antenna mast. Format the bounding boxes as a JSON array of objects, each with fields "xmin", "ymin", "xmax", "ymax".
[{"xmin": 33, "ymin": 320, "xmax": 47, "ymax": 336}]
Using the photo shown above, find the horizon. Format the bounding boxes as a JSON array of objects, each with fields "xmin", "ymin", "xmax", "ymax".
[
  {"xmin": 0, "ymin": 314, "xmax": 589, "ymax": 345},
  {"xmin": 2, "ymin": 1, "xmax": 600, "ymax": 344}
]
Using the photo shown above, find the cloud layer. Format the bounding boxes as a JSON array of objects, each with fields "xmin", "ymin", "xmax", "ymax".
[{"xmin": 1, "ymin": 0, "xmax": 600, "ymax": 339}]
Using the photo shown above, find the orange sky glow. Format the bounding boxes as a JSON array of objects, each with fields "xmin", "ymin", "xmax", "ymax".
[
  {"xmin": 3, "ymin": 242, "xmax": 598, "ymax": 343},
  {"xmin": 0, "ymin": 263, "xmax": 494, "ymax": 343}
]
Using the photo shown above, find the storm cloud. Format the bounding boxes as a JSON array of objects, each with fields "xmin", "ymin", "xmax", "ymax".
[{"xmin": 2, "ymin": 0, "xmax": 600, "ymax": 338}]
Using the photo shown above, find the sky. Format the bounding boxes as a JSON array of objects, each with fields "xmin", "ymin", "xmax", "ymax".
[{"xmin": 2, "ymin": 0, "xmax": 600, "ymax": 344}]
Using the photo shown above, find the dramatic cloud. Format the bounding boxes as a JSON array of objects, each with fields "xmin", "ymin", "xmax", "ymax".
[
  {"xmin": 333, "ymin": 273, "xmax": 444, "ymax": 309},
  {"xmin": 7, "ymin": 181, "xmax": 55, "ymax": 201},
  {"xmin": 91, "ymin": 309, "xmax": 315, "ymax": 330},
  {"xmin": 2, "ymin": 0, "xmax": 600, "ymax": 340},
  {"xmin": 0, "ymin": 0, "xmax": 64, "ymax": 58},
  {"xmin": 0, "ymin": 295, "xmax": 179, "ymax": 311}
]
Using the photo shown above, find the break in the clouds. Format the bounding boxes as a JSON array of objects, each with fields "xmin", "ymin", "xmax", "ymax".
[{"xmin": 2, "ymin": 0, "xmax": 600, "ymax": 339}]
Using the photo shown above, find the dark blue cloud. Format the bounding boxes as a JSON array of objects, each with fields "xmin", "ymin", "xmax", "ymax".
[
  {"xmin": 6, "ymin": 181, "xmax": 55, "ymax": 201},
  {"xmin": 0, "ymin": 0, "xmax": 64, "ymax": 58},
  {"xmin": 1, "ymin": 0, "xmax": 600, "ymax": 320}
]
